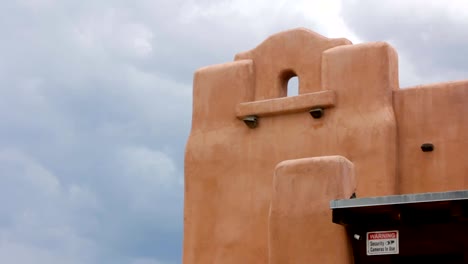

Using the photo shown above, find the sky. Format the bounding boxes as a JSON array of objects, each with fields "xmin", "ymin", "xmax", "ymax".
[{"xmin": 1, "ymin": 0, "xmax": 468, "ymax": 263}]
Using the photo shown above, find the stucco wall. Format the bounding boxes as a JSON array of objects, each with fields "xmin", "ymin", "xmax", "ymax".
[
  {"xmin": 183, "ymin": 28, "xmax": 468, "ymax": 263},
  {"xmin": 394, "ymin": 81, "xmax": 468, "ymax": 194}
]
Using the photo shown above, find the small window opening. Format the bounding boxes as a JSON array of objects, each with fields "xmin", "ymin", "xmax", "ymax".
[{"xmin": 287, "ymin": 76, "xmax": 299, "ymax": 96}]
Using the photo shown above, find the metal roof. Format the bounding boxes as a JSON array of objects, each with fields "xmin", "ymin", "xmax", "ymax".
[{"xmin": 330, "ymin": 190, "xmax": 468, "ymax": 209}]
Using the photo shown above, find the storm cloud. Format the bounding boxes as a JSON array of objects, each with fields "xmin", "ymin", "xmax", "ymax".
[
  {"xmin": 0, "ymin": 0, "xmax": 466, "ymax": 263},
  {"xmin": 0, "ymin": 0, "xmax": 320, "ymax": 263},
  {"xmin": 341, "ymin": 0, "xmax": 468, "ymax": 86}
]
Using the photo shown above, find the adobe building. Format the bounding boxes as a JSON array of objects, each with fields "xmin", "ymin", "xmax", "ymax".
[{"xmin": 184, "ymin": 28, "xmax": 468, "ymax": 263}]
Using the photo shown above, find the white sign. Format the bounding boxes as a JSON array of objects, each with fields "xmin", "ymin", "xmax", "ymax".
[{"xmin": 366, "ymin": 230, "xmax": 399, "ymax": 255}]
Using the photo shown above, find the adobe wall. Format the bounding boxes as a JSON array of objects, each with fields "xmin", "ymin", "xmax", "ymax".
[
  {"xmin": 183, "ymin": 28, "xmax": 468, "ymax": 263},
  {"xmin": 394, "ymin": 81, "xmax": 468, "ymax": 193}
]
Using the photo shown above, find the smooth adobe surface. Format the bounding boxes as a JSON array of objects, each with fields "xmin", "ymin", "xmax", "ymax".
[
  {"xmin": 184, "ymin": 28, "xmax": 468, "ymax": 263},
  {"xmin": 269, "ymin": 156, "xmax": 355, "ymax": 264},
  {"xmin": 235, "ymin": 29, "xmax": 351, "ymax": 100},
  {"xmin": 394, "ymin": 80, "xmax": 468, "ymax": 194}
]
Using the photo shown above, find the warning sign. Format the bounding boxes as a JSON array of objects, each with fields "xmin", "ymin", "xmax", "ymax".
[{"xmin": 366, "ymin": 230, "xmax": 399, "ymax": 255}]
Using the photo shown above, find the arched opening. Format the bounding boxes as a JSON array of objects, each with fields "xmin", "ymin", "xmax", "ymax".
[
  {"xmin": 287, "ymin": 76, "xmax": 299, "ymax": 97},
  {"xmin": 279, "ymin": 70, "xmax": 299, "ymax": 97}
]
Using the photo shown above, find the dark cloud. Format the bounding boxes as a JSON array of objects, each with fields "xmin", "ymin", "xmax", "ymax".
[
  {"xmin": 341, "ymin": 0, "xmax": 468, "ymax": 86},
  {"xmin": 7, "ymin": 0, "xmax": 467, "ymax": 263},
  {"xmin": 0, "ymin": 0, "xmax": 318, "ymax": 263}
]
